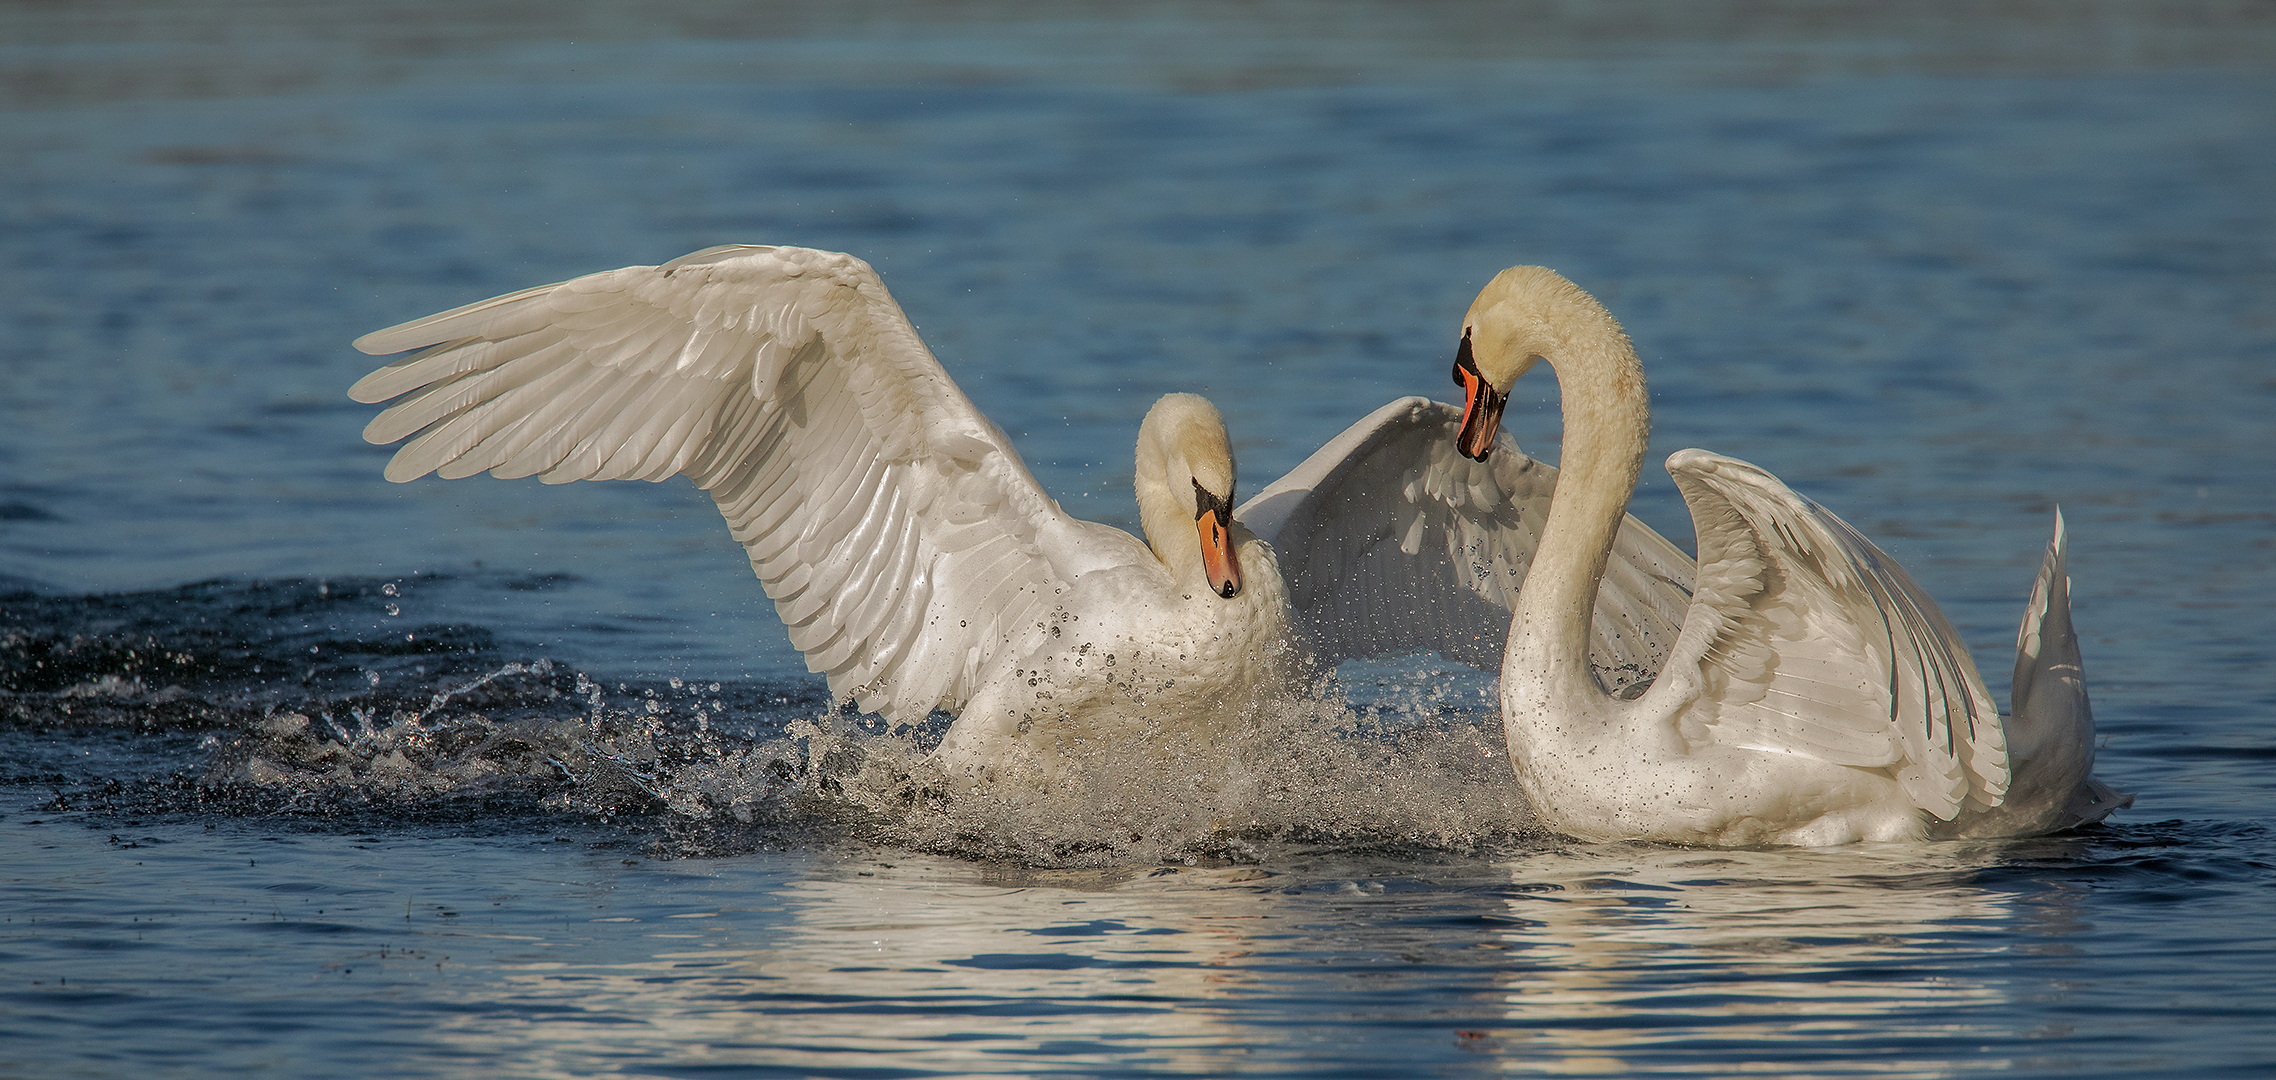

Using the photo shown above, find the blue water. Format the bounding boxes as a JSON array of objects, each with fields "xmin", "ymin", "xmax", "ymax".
[{"xmin": 4, "ymin": 3, "xmax": 2275, "ymax": 1076}]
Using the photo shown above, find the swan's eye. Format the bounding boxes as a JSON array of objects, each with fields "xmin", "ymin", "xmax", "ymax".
[
  {"xmin": 1453, "ymin": 328, "xmax": 1481, "ymax": 385},
  {"xmin": 1191, "ymin": 478, "xmax": 1231, "ymax": 524}
]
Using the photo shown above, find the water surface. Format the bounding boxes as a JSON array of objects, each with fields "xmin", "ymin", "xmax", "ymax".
[{"xmin": 4, "ymin": 3, "xmax": 2274, "ymax": 1076}]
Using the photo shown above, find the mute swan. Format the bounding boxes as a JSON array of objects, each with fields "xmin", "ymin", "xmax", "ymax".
[
  {"xmin": 1449, "ymin": 266, "xmax": 2129, "ymax": 845},
  {"xmin": 349, "ymin": 244, "xmax": 1691, "ymax": 782}
]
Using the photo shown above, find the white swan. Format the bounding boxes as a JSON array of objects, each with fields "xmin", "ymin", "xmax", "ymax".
[
  {"xmin": 348, "ymin": 244, "xmax": 1692, "ymax": 782},
  {"xmin": 1450, "ymin": 266, "xmax": 2129, "ymax": 845}
]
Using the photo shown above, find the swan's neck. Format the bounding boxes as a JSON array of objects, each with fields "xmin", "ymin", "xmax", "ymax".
[
  {"xmin": 1513, "ymin": 327, "xmax": 1650, "ymax": 690},
  {"xmin": 1135, "ymin": 468, "xmax": 1204, "ymax": 588}
]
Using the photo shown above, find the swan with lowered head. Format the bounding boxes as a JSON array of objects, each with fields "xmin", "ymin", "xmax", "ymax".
[
  {"xmin": 352, "ymin": 246, "xmax": 1294, "ymax": 781},
  {"xmin": 348, "ymin": 244, "xmax": 1695, "ymax": 783},
  {"xmin": 1449, "ymin": 265, "xmax": 2129, "ymax": 845}
]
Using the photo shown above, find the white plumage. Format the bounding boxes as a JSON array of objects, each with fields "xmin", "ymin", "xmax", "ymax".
[
  {"xmin": 1452, "ymin": 265, "xmax": 2128, "ymax": 845},
  {"xmin": 1238, "ymin": 396, "xmax": 1694, "ymax": 698},
  {"xmin": 351, "ymin": 245, "xmax": 1694, "ymax": 781}
]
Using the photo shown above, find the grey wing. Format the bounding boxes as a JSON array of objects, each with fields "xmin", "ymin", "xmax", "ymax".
[{"xmin": 1237, "ymin": 397, "xmax": 1694, "ymax": 693}]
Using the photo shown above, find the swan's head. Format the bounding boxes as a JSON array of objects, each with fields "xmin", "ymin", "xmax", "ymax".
[
  {"xmin": 1136, "ymin": 393, "xmax": 1242, "ymax": 599},
  {"xmin": 1453, "ymin": 265, "xmax": 1606, "ymax": 461}
]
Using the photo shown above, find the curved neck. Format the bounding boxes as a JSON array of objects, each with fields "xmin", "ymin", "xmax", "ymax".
[
  {"xmin": 1133, "ymin": 394, "xmax": 1234, "ymax": 591},
  {"xmin": 1135, "ymin": 462, "xmax": 1201, "ymax": 584},
  {"xmin": 1511, "ymin": 322, "xmax": 1651, "ymax": 689}
]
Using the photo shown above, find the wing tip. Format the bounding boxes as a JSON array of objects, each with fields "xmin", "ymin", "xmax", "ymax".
[
  {"xmin": 350, "ymin": 329, "xmax": 403, "ymax": 356},
  {"xmin": 346, "ymin": 367, "xmax": 402, "ymax": 403},
  {"xmin": 380, "ymin": 455, "xmax": 435, "ymax": 484}
]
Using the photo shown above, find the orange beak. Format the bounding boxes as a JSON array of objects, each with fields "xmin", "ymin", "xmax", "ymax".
[
  {"xmin": 1197, "ymin": 507, "xmax": 1241, "ymax": 599},
  {"xmin": 1453, "ymin": 331, "xmax": 1506, "ymax": 462}
]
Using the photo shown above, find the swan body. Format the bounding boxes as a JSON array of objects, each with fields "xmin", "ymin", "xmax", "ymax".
[
  {"xmin": 1453, "ymin": 266, "xmax": 2128, "ymax": 845},
  {"xmin": 925, "ymin": 393, "xmax": 1299, "ymax": 777},
  {"xmin": 349, "ymin": 244, "xmax": 1696, "ymax": 782}
]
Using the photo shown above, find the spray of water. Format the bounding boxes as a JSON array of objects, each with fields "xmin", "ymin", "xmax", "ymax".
[{"xmin": 199, "ymin": 655, "xmax": 1540, "ymax": 867}]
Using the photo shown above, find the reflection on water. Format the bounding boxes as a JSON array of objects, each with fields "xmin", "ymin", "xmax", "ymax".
[
  {"xmin": 710, "ymin": 868, "xmax": 1271, "ymax": 1073},
  {"xmin": 1492, "ymin": 846, "xmax": 2017, "ymax": 1077},
  {"xmin": 382, "ymin": 845, "xmax": 2070, "ymax": 1077},
  {"xmin": 414, "ymin": 858, "xmax": 1285, "ymax": 1076},
  {"xmin": 4, "ymin": 774, "xmax": 2264, "ymax": 1076}
]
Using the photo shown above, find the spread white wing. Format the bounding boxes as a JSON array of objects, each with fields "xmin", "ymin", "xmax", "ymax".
[
  {"xmin": 1237, "ymin": 397, "xmax": 1695, "ymax": 693},
  {"xmin": 351, "ymin": 244, "xmax": 1139, "ymax": 724},
  {"xmin": 1642, "ymin": 449, "xmax": 2011, "ymax": 819}
]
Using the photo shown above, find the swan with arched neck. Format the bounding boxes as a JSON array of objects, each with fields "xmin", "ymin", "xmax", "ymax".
[{"xmin": 1451, "ymin": 265, "xmax": 2128, "ymax": 845}]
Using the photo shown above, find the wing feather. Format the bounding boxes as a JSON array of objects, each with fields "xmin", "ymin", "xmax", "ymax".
[
  {"xmin": 350, "ymin": 280, "xmax": 567, "ymax": 355},
  {"xmin": 631, "ymin": 389, "xmax": 720, "ymax": 482},
  {"xmin": 485, "ymin": 367, "xmax": 645, "ymax": 481},
  {"xmin": 430, "ymin": 343, "xmax": 631, "ymax": 478},
  {"xmin": 557, "ymin": 369, "xmax": 701, "ymax": 482},
  {"xmin": 806, "ymin": 471, "xmax": 907, "ymax": 636},
  {"xmin": 1238, "ymin": 397, "xmax": 1693, "ymax": 690},
  {"xmin": 1650, "ymin": 450, "xmax": 2009, "ymax": 818},
  {"xmin": 847, "ymin": 569, "xmax": 932, "ymax": 708},
  {"xmin": 368, "ymin": 338, "xmax": 585, "ymax": 466},
  {"xmin": 390, "ymin": 357, "xmax": 596, "ymax": 482},
  {"xmin": 840, "ymin": 501, "xmax": 925, "ymax": 658},
  {"xmin": 351, "ymin": 329, "xmax": 570, "ymax": 408},
  {"xmin": 353, "ymin": 244, "xmax": 1136, "ymax": 724}
]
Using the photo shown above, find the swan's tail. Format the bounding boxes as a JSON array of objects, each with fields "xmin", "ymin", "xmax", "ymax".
[{"xmin": 2009, "ymin": 509, "xmax": 2131, "ymax": 830}]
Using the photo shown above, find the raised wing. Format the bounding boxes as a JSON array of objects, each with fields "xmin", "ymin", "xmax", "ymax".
[
  {"xmin": 1646, "ymin": 449, "xmax": 2010, "ymax": 819},
  {"xmin": 1237, "ymin": 397, "xmax": 1694, "ymax": 693},
  {"xmin": 352, "ymin": 244, "xmax": 1136, "ymax": 724}
]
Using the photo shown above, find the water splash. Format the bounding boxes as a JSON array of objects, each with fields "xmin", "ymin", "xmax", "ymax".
[
  {"xmin": 5, "ymin": 578, "xmax": 1540, "ymax": 866},
  {"xmin": 188, "ymin": 658, "xmax": 1540, "ymax": 866}
]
